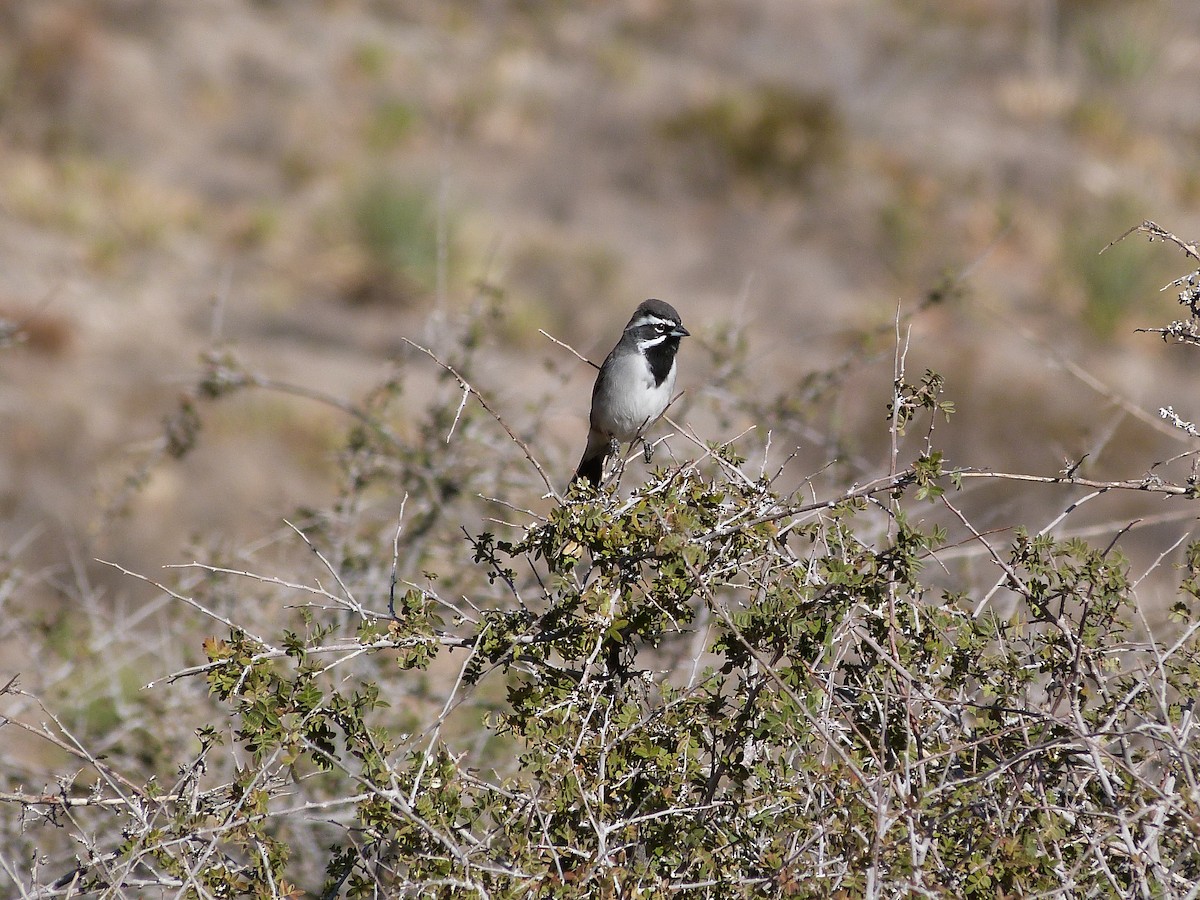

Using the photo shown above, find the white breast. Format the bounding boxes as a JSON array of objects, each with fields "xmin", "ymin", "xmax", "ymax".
[{"xmin": 591, "ymin": 352, "xmax": 676, "ymax": 441}]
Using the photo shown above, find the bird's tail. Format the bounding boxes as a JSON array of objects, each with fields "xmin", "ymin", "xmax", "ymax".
[
  {"xmin": 571, "ymin": 429, "xmax": 608, "ymax": 488},
  {"xmin": 572, "ymin": 453, "xmax": 604, "ymax": 487}
]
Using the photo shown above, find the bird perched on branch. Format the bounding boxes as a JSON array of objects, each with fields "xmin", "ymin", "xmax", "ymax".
[{"xmin": 573, "ymin": 299, "xmax": 689, "ymax": 487}]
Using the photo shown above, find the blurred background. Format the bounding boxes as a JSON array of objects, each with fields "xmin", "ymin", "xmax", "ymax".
[{"xmin": 2, "ymin": 0, "xmax": 1200, "ymax": 599}]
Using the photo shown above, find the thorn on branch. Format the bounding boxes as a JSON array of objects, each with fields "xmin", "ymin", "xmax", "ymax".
[
  {"xmin": 1103, "ymin": 220, "xmax": 1200, "ymax": 261},
  {"xmin": 1159, "ymin": 406, "xmax": 1200, "ymax": 439},
  {"xmin": 539, "ymin": 329, "xmax": 600, "ymax": 370},
  {"xmin": 403, "ymin": 338, "xmax": 559, "ymax": 499}
]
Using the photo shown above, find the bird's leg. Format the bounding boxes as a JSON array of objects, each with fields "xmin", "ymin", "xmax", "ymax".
[
  {"xmin": 636, "ymin": 415, "xmax": 655, "ymax": 464},
  {"xmin": 607, "ymin": 437, "xmax": 620, "ymax": 459}
]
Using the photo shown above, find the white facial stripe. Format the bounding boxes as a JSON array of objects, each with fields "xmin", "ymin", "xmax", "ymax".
[
  {"xmin": 636, "ymin": 334, "xmax": 670, "ymax": 351},
  {"xmin": 627, "ymin": 314, "xmax": 678, "ymax": 332}
]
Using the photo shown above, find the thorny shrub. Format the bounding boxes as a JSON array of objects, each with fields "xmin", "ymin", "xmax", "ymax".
[{"xmin": 5, "ymin": 225, "xmax": 1200, "ymax": 897}]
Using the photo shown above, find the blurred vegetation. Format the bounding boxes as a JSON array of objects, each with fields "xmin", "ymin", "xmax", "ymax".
[
  {"xmin": 1062, "ymin": 195, "xmax": 1164, "ymax": 339},
  {"xmin": 364, "ymin": 97, "xmax": 420, "ymax": 152},
  {"xmin": 1078, "ymin": 20, "xmax": 1155, "ymax": 84},
  {"xmin": 343, "ymin": 175, "xmax": 451, "ymax": 306},
  {"xmin": 504, "ymin": 238, "xmax": 622, "ymax": 345},
  {"xmin": 660, "ymin": 83, "xmax": 844, "ymax": 195},
  {"xmin": 0, "ymin": 6, "xmax": 97, "ymax": 154}
]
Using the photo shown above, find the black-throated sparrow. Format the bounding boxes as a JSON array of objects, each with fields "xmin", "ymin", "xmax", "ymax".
[{"xmin": 572, "ymin": 299, "xmax": 689, "ymax": 487}]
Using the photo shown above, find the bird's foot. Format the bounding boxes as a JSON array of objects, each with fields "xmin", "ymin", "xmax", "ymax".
[{"xmin": 642, "ymin": 439, "xmax": 653, "ymax": 464}]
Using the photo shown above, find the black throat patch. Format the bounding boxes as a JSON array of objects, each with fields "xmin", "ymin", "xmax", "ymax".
[{"xmin": 641, "ymin": 332, "xmax": 681, "ymax": 386}]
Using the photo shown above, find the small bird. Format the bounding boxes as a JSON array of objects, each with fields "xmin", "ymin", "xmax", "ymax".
[{"xmin": 573, "ymin": 299, "xmax": 690, "ymax": 487}]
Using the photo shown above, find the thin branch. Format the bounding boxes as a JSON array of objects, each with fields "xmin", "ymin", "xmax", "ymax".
[
  {"xmin": 284, "ymin": 519, "xmax": 360, "ymax": 613},
  {"xmin": 97, "ymin": 559, "xmax": 279, "ymax": 654},
  {"xmin": 955, "ymin": 469, "xmax": 1197, "ymax": 497},
  {"xmin": 244, "ymin": 371, "xmax": 402, "ymax": 448},
  {"xmin": 404, "ymin": 338, "xmax": 560, "ymax": 498},
  {"xmin": 539, "ymin": 329, "xmax": 600, "ymax": 369},
  {"xmin": 1103, "ymin": 220, "xmax": 1200, "ymax": 261}
]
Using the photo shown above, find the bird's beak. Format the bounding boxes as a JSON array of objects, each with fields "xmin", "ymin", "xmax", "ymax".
[{"xmin": 673, "ymin": 324, "xmax": 690, "ymax": 338}]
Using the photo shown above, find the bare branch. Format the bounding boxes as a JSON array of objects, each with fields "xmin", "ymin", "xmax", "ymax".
[
  {"xmin": 539, "ymin": 329, "xmax": 600, "ymax": 369},
  {"xmin": 404, "ymin": 338, "xmax": 560, "ymax": 498},
  {"xmin": 1103, "ymin": 220, "xmax": 1200, "ymax": 261}
]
